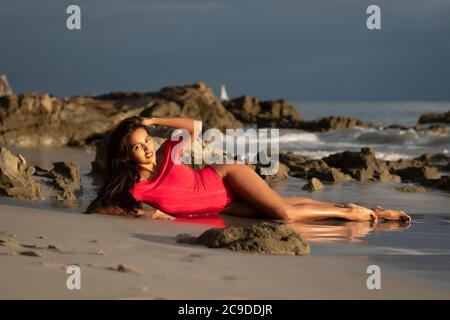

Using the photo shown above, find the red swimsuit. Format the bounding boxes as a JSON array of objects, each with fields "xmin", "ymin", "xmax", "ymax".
[{"xmin": 130, "ymin": 138, "xmax": 239, "ymax": 217}]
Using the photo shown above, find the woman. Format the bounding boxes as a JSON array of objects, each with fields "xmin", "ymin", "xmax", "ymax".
[{"xmin": 85, "ymin": 116, "xmax": 411, "ymax": 223}]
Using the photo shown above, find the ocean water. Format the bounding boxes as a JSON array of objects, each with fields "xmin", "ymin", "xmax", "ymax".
[{"xmin": 279, "ymin": 101, "xmax": 450, "ymax": 160}]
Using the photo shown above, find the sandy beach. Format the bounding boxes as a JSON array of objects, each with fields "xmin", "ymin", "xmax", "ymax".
[{"xmin": 1, "ymin": 191, "xmax": 450, "ymax": 299}]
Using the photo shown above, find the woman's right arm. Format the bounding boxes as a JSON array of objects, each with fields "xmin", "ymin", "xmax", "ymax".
[{"xmin": 137, "ymin": 208, "xmax": 176, "ymax": 221}]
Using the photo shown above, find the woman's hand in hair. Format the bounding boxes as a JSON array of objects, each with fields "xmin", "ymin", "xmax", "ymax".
[{"xmin": 141, "ymin": 117, "xmax": 156, "ymax": 126}]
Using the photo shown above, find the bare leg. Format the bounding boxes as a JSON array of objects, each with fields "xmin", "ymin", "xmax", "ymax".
[
  {"xmin": 211, "ymin": 164, "xmax": 376, "ymax": 222},
  {"xmin": 281, "ymin": 196, "xmax": 338, "ymax": 206}
]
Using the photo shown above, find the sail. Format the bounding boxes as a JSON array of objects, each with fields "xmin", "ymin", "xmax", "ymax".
[{"xmin": 220, "ymin": 84, "xmax": 229, "ymax": 101}]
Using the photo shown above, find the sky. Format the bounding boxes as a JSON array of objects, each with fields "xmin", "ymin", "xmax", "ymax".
[{"xmin": 1, "ymin": 0, "xmax": 449, "ymax": 101}]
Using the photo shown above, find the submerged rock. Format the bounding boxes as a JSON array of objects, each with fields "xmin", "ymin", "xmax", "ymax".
[
  {"xmin": 395, "ymin": 184, "xmax": 426, "ymax": 193},
  {"xmin": 0, "ymin": 147, "xmax": 42, "ymax": 200},
  {"xmin": 176, "ymin": 222, "xmax": 310, "ymax": 256}
]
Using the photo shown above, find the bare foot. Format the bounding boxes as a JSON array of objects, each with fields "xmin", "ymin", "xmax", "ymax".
[
  {"xmin": 344, "ymin": 203, "xmax": 377, "ymax": 222},
  {"xmin": 371, "ymin": 206, "xmax": 412, "ymax": 223}
]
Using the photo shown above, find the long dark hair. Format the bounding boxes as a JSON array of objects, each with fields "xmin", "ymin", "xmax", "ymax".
[{"xmin": 85, "ymin": 116, "xmax": 145, "ymax": 216}]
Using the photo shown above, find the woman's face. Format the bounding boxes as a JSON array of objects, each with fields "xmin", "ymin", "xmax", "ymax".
[{"xmin": 127, "ymin": 127, "xmax": 157, "ymax": 166}]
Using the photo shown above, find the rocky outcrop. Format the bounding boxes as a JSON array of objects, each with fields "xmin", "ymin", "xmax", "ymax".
[
  {"xmin": 223, "ymin": 96, "xmax": 302, "ymax": 128},
  {"xmin": 176, "ymin": 222, "xmax": 310, "ymax": 255},
  {"xmin": 0, "ymin": 81, "xmax": 243, "ymax": 147},
  {"xmin": 0, "ymin": 75, "xmax": 13, "ymax": 96},
  {"xmin": 0, "ymin": 147, "xmax": 41, "ymax": 200},
  {"xmin": 296, "ymin": 116, "xmax": 370, "ymax": 132},
  {"xmin": 0, "ymin": 93, "xmax": 143, "ymax": 147},
  {"xmin": 418, "ymin": 110, "xmax": 450, "ymax": 124},
  {"xmin": 152, "ymin": 82, "xmax": 243, "ymax": 131}
]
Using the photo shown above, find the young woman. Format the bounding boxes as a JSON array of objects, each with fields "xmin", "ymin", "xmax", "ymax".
[{"xmin": 85, "ymin": 116, "xmax": 412, "ymax": 224}]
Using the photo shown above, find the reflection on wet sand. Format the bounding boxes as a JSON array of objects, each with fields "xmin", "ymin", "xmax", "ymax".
[
  {"xmin": 286, "ymin": 220, "xmax": 411, "ymax": 244},
  {"xmin": 197, "ymin": 214, "xmax": 413, "ymax": 244}
]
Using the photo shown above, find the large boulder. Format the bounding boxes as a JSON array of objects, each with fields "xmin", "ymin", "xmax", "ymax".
[
  {"xmin": 0, "ymin": 147, "xmax": 41, "ymax": 200},
  {"xmin": 176, "ymin": 222, "xmax": 310, "ymax": 255}
]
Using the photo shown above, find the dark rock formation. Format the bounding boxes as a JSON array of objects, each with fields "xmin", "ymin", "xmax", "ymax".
[
  {"xmin": 321, "ymin": 148, "xmax": 396, "ymax": 182},
  {"xmin": 393, "ymin": 166, "xmax": 438, "ymax": 183},
  {"xmin": 176, "ymin": 222, "xmax": 310, "ymax": 255},
  {"xmin": 418, "ymin": 110, "xmax": 450, "ymax": 124},
  {"xmin": 296, "ymin": 116, "xmax": 370, "ymax": 132},
  {"xmin": 0, "ymin": 81, "xmax": 242, "ymax": 147},
  {"xmin": 223, "ymin": 95, "xmax": 302, "ymax": 128},
  {"xmin": 0, "ymin": 147, "xmax": 42, "ymax": 200}
]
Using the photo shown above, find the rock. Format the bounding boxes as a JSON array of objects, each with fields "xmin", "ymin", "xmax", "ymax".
[
  {"xmin": 255, "ymin": 163, "xmax": 289, "ymax": 184},
  {"xmin": 0, "ymin": 81, "xmax": 241, "ymax": 147},
  {"xmin": 47, "ymin": 244, "xmax": 64, "ymax": 252},
  {"xmin": 155, "ymin": 82, "xmax": 242, "ymax": 132},
  {"xmin": 176, "ymin": 222, "xmax": 310, "ymax": 256},
  {"xmin": 0, "ymin": 147, "xmax": 42, "ymax": 200},
  {"xmin": 49, "ymin": 161, "xmax": 81, "ymax": 200},
  {"xmin": 0, "ymin": 92, "xmax": 144, "ymax": 147},
  {"xmin": 418, "ymin": 110, "xmax": 450, "ymax": 124},
  {"xmin": 436, "ymin": 175, "xmax": 450, "ymax": 191},
  {"xmin": 395, "ymin": 184, "xmax": 426, "ymax": 193},
  {"xmin": 19, "ymin": 250, "xmax": 41, "ymax": 257},
  {"xmin": 0, "ymin": 75, "xmax": 13, "ymax": 96},
  {"xmin": 302, "ymin": 178, "xmax": 324, "ymax": 191},
  {"xmin": 322, "ymin": 148, "xmax": 390, "ymax": 182},
  {"xmin": 394, "ymin": 166, "xmax": 439, "ymax": 183},
  {"xmin": 224, "ymin": 96, "xmax": 302, "ymax": 128},
  {"xmin": 116, "ymin": 264, "xmax": 140, "ymax": 274},
  {"xmin": 307, "ymin": 167, "xmax": 351, "ymax": 183},
  {"xmin": 296, "ymin": 116, "xmax": 370, "ymax": 132},
  {"xmin": 279, "ymin": 152, "xmax": 312, "ymax": 168},
  {"xmin": 413, "ymin": 124, "xmax": 449, "ymax": 135}
]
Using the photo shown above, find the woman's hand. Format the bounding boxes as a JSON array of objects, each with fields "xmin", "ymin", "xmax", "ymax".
[
  {"xmin": 141, "ymin": 117, "xmax": 155, "ymax": 126},
  {"xmin": 151, "ymin": 209, "xmax": 176, "ymax": 221},
  {"xmin": 136, "ymin": 208, "xmax": 175, "ymax": 221}
]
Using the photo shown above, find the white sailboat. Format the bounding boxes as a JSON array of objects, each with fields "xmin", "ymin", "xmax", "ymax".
[{"xmin": 220, "ymin": 84, "xmax": 229, "ymax": 102}]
